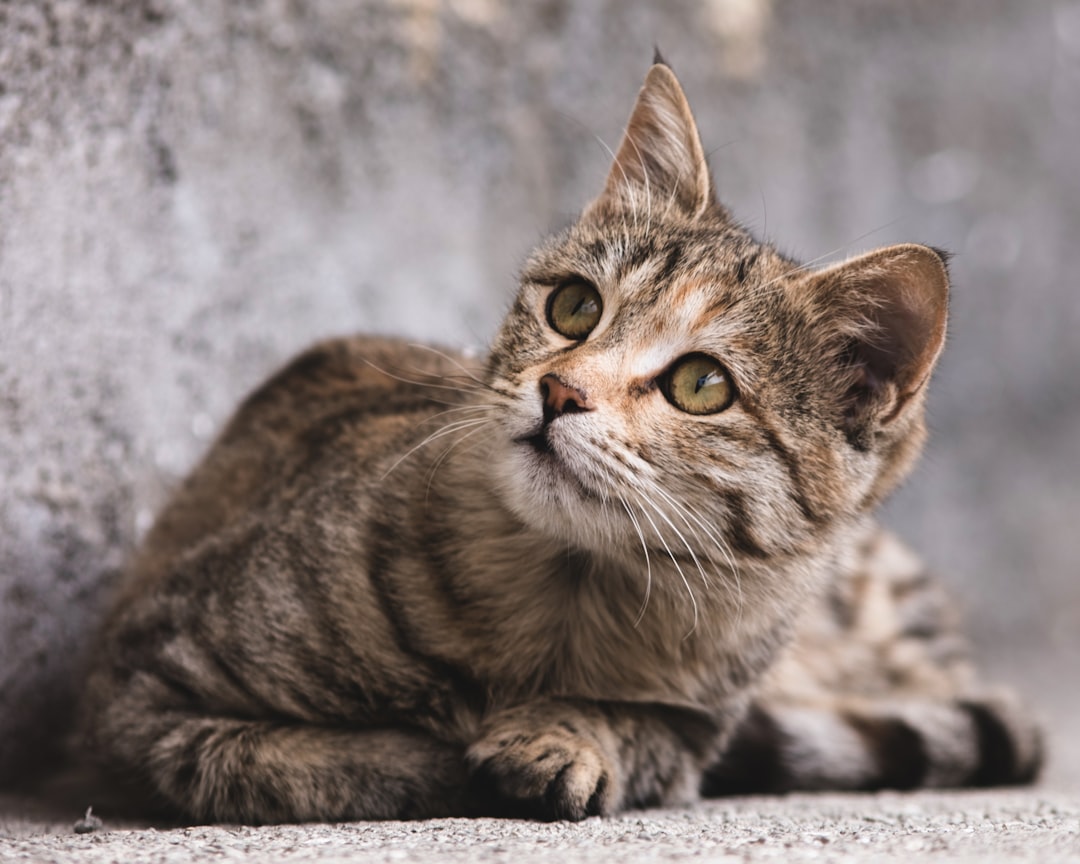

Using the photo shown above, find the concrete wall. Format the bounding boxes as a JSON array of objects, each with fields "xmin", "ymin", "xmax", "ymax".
[{"xmin": 2, "ymin": 0, "xmax": 1078, "ymax": 786}]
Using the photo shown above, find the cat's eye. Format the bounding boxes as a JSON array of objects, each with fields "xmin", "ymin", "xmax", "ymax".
[
  {"xmin": 547, "ymin": 280, "xmax": 603, "ymax": 340},
  {"xmin": 664, "ymin": 354, "xmax": 735, "ymax": 415}
]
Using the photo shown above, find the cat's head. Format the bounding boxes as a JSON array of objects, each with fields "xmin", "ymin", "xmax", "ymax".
[{"xmin": 485, "ymin": 62, "xmax": 948, "ymax": 566}]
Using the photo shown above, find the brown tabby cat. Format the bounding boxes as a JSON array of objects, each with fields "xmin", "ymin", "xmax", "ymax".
[{"xmin": 80, "ymin": 60, "xmax": 1041, "ymax": 824}]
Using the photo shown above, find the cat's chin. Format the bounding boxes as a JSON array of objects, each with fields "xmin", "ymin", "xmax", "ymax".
[{"xmin": 486, "ymin": 432, "xmax": 620, "ymax": 549}]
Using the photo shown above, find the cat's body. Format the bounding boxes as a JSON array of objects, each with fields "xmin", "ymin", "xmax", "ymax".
[{"xmin": 81, "ymin": 62, "xmax": 1040, "ymax": 823}]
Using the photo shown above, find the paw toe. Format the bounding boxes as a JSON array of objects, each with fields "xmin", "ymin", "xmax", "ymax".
[{"xmin": 467, "ymin": 730, "xmax": 612, "ymax": 820}]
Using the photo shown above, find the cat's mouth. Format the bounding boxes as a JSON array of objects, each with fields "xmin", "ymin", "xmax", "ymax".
[
  {"xmin": 514, "ymin": 426, "xmax": 606, "ymax": 503},
  {"xmin": 516, "ymin": 427, "xmax": 580, "ymax": 480},
  {"xmin": 518, "ymin": 429, "xmax": 555, "ymax": 457}
]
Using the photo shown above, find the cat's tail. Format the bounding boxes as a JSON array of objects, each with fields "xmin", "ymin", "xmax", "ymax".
[{"xmin": 701, "ymin": 692, "xmax": 1043, "ymax": 796}]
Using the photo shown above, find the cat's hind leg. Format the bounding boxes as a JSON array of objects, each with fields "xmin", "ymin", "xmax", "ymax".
[
  {"xmin": 704, "ymin": 529, "xmax": 1041, "ymax": 796},
  {"xmin": 87, "ymin": 707, "xmax": 467, "ymax": 823}
]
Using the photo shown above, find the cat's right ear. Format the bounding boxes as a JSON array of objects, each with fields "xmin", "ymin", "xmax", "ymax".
[{"xmin": 584, "ymin": 63, "xmax": 715, "ymax": 221}]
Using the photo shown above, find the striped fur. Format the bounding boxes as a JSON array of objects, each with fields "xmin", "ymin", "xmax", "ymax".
[
  {"xmin": 80, "ymin": 62, "xmax": 1039, "ymax": 824},
  {"xmin": 704, "ymin": 531, "xmax": 1042, "ymax": 795}
]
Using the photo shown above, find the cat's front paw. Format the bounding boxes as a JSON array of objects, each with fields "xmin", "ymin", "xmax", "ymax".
[{"xmin": 466, "ymin": 713, "xmax": 615, "ymax": 821}]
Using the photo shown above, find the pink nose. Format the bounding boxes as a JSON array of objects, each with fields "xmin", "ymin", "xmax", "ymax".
[{"xmin": 540, "ymin": 373, "xmax": 594, "ymax": 424}]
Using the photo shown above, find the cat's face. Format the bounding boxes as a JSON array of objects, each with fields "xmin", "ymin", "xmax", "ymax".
[
  {"xmin": 483, "ymin": 64, "xmax": 948, "ymax": 567},
  {"xmin": 485, "ymin": 214, "xmax": 842, "ymax": 566}
]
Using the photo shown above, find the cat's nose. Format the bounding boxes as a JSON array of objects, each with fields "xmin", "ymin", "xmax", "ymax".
[{"xmin": 540, "ymin": 373, "xmax": 594, "ymax": 424}]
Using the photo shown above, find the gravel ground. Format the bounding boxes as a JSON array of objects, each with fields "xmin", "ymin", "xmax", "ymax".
[{"xmin": 3, "ymin": 790, "xmax": 1078, "ymax": 863}]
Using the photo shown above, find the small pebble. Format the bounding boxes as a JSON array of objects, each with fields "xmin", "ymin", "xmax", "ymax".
[{"xmin": 74, "ymin": 806, "xmax": 105, "ymax": 834}]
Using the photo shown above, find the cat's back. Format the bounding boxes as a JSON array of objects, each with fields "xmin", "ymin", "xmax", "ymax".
[{"xmin": 131, "ymin": 335, "xmax": 476, "ymax": 581}]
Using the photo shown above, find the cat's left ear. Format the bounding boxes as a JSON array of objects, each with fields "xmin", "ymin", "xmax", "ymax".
[
  {"xmin": 804, "ymin": 243, "xmax": 949, "ymax": 437},
  {"xmin": 585, "ymin": 62, "xmax": 715, "ymax": 220}
]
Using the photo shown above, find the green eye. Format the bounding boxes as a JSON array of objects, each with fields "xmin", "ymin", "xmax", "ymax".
[
  {"xmin": 665, "ymin": 354, "xmax": 735, "ymax": 415},
  {"xmin": 547, "ymin": 280, "xmax": 603, "ymax": 340}
]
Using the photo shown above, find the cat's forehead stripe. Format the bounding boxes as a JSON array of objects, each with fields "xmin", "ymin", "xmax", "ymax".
[{"xmin": 667, "ymin": 275, "xmax": 716, "ymax": 312}]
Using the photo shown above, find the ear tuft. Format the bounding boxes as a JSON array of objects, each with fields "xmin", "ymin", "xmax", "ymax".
[
  {"xmin": 805, "ymin": 244, "xmax": 949, "ymax": 440},
  {"xmin": 586, "ymin": 63, "xmax": 714, "ymax": 220},
  {"xmin": 928, "ymin": 246, "xmax": 953, "ymax": 267}
]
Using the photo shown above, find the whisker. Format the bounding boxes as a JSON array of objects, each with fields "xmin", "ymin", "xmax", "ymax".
[
  {"xmin": 759, "ymin": 220, "xmax": 902, "ymax": 291},
  {"xmin": 636, "ymin": 491, "xmax": 711, "ymax": 596},
  {"xmin": 437, "ymin": 375, "xmax": 515, "ymax": 401},
  {"xmin": 588, "ymin": 124, "xmax": 634, "ymax": 247},
  {"xmin": 625, "ymin": 134, "xmax": 653, "ymax": 237},
  {"xmin": 425, "ymin": 420, "xmax": 494, "ymax": 502},
  {"xmin": 663, "ymin": 165, "xmax": 681, "ymax": 218},
  {"xmin": 618, "ymin": 494, "xmax": 653, "ymax": 628},
  {"xmin": 645, "ymin": 479, "xmax": 744, "ymax": 625},
  {"xmin": 404, "ymin": 343, "xmax": 510, "ymax": 397},
  {"xmin": 381, "ymin": 417, "xmax": 491, "ymax": 479},
  {"xmin": 633, "ymin": 494, "xmax": 699, "ymax": 638},
  {"xmin": 595, "ymin": 436, "xmax": 746, "ymax": 628},
  {"xmin": 420, "ymin": 403, "xmax": 500, "ymax": 424},
  {"xmin": 361, "ymin": 358, "xmax": 491, "ymax": 399},
  {"xmin": 644, "ymin": 480, "xmax": 733, "ymax": 574}
]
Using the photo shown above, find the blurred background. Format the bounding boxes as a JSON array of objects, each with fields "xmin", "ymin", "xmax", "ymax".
[{"xmin": 1, "ymin": 0, "xmax": 1077, "ymax": 789}]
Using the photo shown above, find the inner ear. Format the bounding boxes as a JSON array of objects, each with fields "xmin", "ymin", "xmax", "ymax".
[
  {"xmin": 586, "ymin": 62, "xmax": 714, "ymax": 220},
  {"xmin": 806, "ymin": 244, "xmax": 950, "ymax": 431}
]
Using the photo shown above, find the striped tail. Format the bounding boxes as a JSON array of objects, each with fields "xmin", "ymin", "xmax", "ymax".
[{"xmin": 701, "ymin": 693, "xmax": 1043, "ymax": 796}]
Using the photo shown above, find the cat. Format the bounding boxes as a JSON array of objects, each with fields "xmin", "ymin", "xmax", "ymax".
[{"xmin": 79, "ymin": 59, "xmax": 1041, "ymax": 824}]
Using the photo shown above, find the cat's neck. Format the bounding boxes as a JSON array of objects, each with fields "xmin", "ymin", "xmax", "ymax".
[{"xmin": 414, "ymin": 442, "xmax": 847, "ymax": 708}]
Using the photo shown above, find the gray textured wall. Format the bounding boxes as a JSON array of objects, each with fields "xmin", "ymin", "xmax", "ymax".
[{"xmin": 2, "ymin": 0, "xmax": 1078, "ymax": 787}]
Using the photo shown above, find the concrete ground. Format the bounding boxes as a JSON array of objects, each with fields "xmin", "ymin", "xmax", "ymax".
[{"xmin": 3, "ymin": 789, "xmax": 1079, "ymax": 863}]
